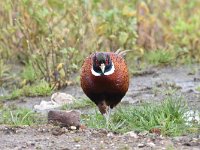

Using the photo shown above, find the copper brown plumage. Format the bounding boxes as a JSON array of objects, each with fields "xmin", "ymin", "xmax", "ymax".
[{"xmin": 80, "ymin": 52, "xmax": 129, "ymax": 116}]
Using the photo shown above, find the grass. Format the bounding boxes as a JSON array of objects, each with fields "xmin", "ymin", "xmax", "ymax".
[
  {"xmin": 62, "ymin": 98, "xmax": 95, "ymax": 110},
  {"xmin": 196, "ymin": 86, "xmax": 200, "ymax": 92},
  {"xmin": 0, "ymin": 80, "xmax": 53, "ymax": 100},
  {"xmin": 0, "ymin": 107, "xmax": 45, "ymax": 126},
  {"xmin": 0, "ymin": 98, "xmax": 95, "ymax": 126},
  {"xmin": 144, "ymin": 49, "xmax": 175, "ymax": 66},
  {"xmin": 0, "ymin": 94, "xmax": 199, "ymax": 137},
  {"xmin": 82, "ymin": 95, "xmax": 200, "ymax": 136},
  {"xmin": 21, "ymin": 63, "xmax": 37, "ymax": 84}
]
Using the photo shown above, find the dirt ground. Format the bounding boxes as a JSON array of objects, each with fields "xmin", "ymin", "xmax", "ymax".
[
  {"xmin": 1, "ymin": 65, "xmax": 200, "ymax": 150},
  {"xmin": 0, "ymin": 125, "xmax": 200, "ymax": 150}
]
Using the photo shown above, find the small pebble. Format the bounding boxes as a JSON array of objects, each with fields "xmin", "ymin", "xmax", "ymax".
[
  {"xmin": 21, "ymin": 145, "xmax": 27, "ymax": 148},
  {"xmin": 79, "ymin": 124, "xmax": 87, "ymax": 130},
  {"xmin": 75, "ymin": 144, "xmax": 80, "ymax": 147},
  {"xmin": 70, "ymin": 126, "xmax": 77, "ymax": 130},
  {"xmin": 138, "ymin": 143, "xmax": 145, "ymax": 148},
  {"xmin": 138, "ymin": 130, "xmax": 149, "ymax": 136},
  {"xmin": 125, "ymin": 131, "xmax": 138, "ymax": 138},
  {"xmin": 26, "ymin": 141, "xmax": 35, "ymax": 146},
  {"xmin": 107, "ymin": 132, "xmax": 114, "ymax": 137},
  {"xmin": 70, "ymin": 131, "xmax": 75, "ymax": 134},
  {"xmin": 147, "ymin": 142, "xmax": 155, "ymax": 147}
]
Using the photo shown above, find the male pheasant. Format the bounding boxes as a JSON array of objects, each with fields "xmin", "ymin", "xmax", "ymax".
[{"xmin": 80, "ymin": 51, "xmax": 129, "ymax": 121}]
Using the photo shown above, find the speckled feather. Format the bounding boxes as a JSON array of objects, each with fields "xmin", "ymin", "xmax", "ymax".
[{"xmin": 80, "ymin": 52, "xmax": 129, "ymax": 114}]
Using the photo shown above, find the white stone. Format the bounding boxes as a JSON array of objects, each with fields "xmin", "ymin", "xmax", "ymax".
[
  {"xmin": 34, "ymin": 100, "xmax": 60, "ymax": 111},
  {"xmin": 183, "ymin": 110, "xmax": 200, "ymax": 126},
  {"xmin": 107, "ymin": 132, "xmax": 114, "ymax": 137},
  {"xmin": 34, "ymin": 92, "xmax": 75, "ymax": 112},
  {"xmin": 70, "ymin": 126, "xmax": 77, "ymax": 130},
  {"xmin": 51, "ymin": 92, "xmax": 75, "ymax": 105},
  {"xmin": 124, "ymin": 131, "xmax": 138, "ymax": 138},
  {"xmin": 147, "ymin": 142, "xmax": 156, "ymax": 147},
  {"xmin": 138, "ymin": 143, "xmax": 145, "ymax": 148},
  {"xmin": 75, "ymin": 144, "xmax": 80, "ymax": 147}
]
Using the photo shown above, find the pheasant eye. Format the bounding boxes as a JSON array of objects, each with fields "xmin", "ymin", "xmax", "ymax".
[
  {"xmin": 105, "ymin": 59, "xmax": 109, "ymax": 65},
  {"xmin": 95, "ymin": 60, "xmax": 99, "ymax": 66}
]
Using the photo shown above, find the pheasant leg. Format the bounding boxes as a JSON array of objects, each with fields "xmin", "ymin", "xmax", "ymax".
[{"xmin": 103, "ymin": 106, "xmax": 112, "ymax": 128}]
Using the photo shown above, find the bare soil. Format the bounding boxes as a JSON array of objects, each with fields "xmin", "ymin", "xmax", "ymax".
[
  {"xmin": 1, "ymin": 65, "xmax": 200, "ymax": 150},
  {"xmin": 0, "ymin": 125, "xmax": 200, "ymax": 150}
]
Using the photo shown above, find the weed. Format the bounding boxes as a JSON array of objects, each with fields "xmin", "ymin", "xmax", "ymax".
[
  {"xmin": 82, "ymin": 95, "xmax": 199, "ymax": 136},
  {"xmin": 73, "ymin": 137, "xmax": 82, "ymax": 142},
  {"xmin": 0, "ymin": 80, "xmax": 52, "ymax": 100},
  {"xmin": 166, "ymin": 145, "xmax": 175, "ymax": 150},
  {"xmin": 196, "ymin": 86, "xmax": 200, "ymax": 92},
  {"xmin": 81, "ymin": 110, "xmax": 106, "ymax": 129},
  {"xmin": 21, "ymin": 63, "xmax": 37, "ymax": 84},
  {"xmin": 0, "ymin": 107, "xmax": 45, "ymax": 126},
  {"xmin": 0, "ymin": 59, "xmax": 10, "ymax": 82},
  {"xmin": 144, "ymin": 49, "xmax": 175, "ymax": 65},
  {"xmin": 62, "ymin": 98, "xmax": 95, "ymax": 110},
  {"xmin": 8, "ymin": 89, "xmax": 23, "ymax": 100},
  {"xmin": 23, "ymin": 80, "xmax": 53, "ymax": 97}
]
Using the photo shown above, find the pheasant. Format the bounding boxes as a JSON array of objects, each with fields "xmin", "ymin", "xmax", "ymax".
[{"xmin": 80, "ymin": 51, "xmax": 129, "ymax": 123}]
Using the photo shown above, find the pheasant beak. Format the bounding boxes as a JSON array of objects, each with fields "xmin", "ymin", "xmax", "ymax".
[{"xmin": 100, "ymin": 63, "xmax": 105, "ymax": 73}]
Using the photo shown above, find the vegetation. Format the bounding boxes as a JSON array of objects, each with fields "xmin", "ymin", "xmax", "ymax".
[
  {"xmin": 144, "ymin": 50, "xmax": 175, "ymax": 65},
  {"xmin": 196, "ymin": 86, "xmax": 200, "ymax": 92},
  {"xmin": 0, "ymin": 1, "xmax": 199, "ymax": 140},
  {"xmin": 0, "ymin": 80, "xmax": 52, "ymax": 100},
  {"xmin": 0, "ymin": 0, "xmax": 200, "ymax": 94},
  {"xmin": 0, "ymin": 94, "xmax": 199, "ymax": 136},
  {"xmin": 0, "ymin": 107, "xmax": 45, "ymax": 126},
  {"xmin": 62, "ymin": 98, "xmax": 95, "ymax": 109},
  {"xmin": 82, "ymin": 95, "xmax": 200, "ymax": 136}
]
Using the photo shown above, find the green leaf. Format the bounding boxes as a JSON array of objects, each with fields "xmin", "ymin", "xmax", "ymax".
[{"xmin": 119, "ymin": 32, "xmax": 129, "ymax": 45}]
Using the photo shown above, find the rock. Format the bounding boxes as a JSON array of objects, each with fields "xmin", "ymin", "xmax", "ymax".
[
  {"xmin": 26, "ymin": 141, "xmax": 35, "ymax": 146},
  {"xmin": 146, "ymin": 142, "xmax": 155, "ymax": 147},
  {"xmin": 79, "ymin": 124, "xmax": 87, "ymax": 130},
  {"xmin": 194, "ymin": 77, "xmax": 200, "ymax": 82},
  {"xmin": 51, "ymin": 92, "xmax": 75, "ymax": 105},
  {"xmin": 138, "ymin": 130, "xmax": 149, "ymax": 136},
  {"xmin": 70, "ymin": 126, "xmax": 77, "ymax": 130},
  {"xmin": 124, "ymin": 131, "xmax": 138, "ymax": 138},
  {"xmin": 137, "ymin": 143, "xmax": 145, "ymax": 148},
  {"xmin": 183, "ymin": 142, "xmax": 199, "ymax": 146},
  {"xmin": 48, "ymin": 110, "xmax": 80, "ymax": 128},
  {"xmin": 34, "ymin": 100, "xmax": 61, "ymax": 112},
  {"xmin": 51, "ymin": 127, "xmax": 65, "ymax": 136},
  {"xmin": 107, "ymin": 132, "xmax": 114, "ymax": 137},
  {"xmin": 75, "ymin": 144, "xmax": 81, "ymax": 148},
  {"xmin": 34, "ymin": 92, "xmax": 75, "ymax": 112},
  {"xmin": 173, "ymin": 136, "xmax": 185, "ymax": 142},
  {"xmin": 38, "ymin": 128, "xmax": 48, "ymax": 133},
  {"xmin": 183, "ymin": 110, "xmax": 200, "ymax": 126},
  {"xmin": 149, "ymin": 128, "xmax": 161, "ymax": 135}
]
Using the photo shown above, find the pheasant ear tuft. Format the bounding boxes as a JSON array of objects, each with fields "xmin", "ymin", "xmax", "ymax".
[{"xmin": 115, "ymin": 49, "xmax": 132, "ymax": 57}]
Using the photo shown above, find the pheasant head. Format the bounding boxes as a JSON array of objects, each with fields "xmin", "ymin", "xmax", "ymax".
[{"xmin": 91, "ymin": 52, "xmax": 115, "ymax": 76}]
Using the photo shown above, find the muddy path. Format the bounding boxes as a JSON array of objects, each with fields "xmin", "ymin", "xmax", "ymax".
[
  {"xmin": 3, "ymin": 65, "xmax": 200, "ymax": 110},
  {"xmin": 1, "ymin": 65, "xmax": 200, "ymax": 150}
]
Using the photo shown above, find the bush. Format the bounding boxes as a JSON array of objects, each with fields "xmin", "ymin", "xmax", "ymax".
[{"xmin": 0, "ymin": 0, "xmax": 200, "ymax": 90}]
